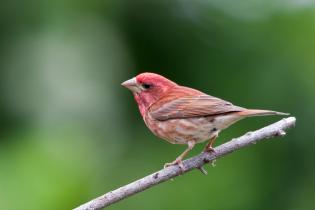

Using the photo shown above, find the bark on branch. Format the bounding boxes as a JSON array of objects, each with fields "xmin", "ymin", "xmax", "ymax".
[{"xmin": 74, "ymin": 117, "xmax": 296, "ymax": 210}]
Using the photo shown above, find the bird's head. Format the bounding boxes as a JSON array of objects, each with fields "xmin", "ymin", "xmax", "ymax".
[{"xmin": 122, "ymin": 72, "xmax": 177, "ymax": 116}]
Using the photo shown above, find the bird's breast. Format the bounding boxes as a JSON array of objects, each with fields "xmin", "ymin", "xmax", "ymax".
[{"xmin": 144, "ymin": 115, "xmax": 219, "ymax": 144}]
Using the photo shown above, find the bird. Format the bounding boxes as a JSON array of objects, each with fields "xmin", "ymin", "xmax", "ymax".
[{"xmin": 122, "ymin": 72, "xmax": 288, "ymax": 169}]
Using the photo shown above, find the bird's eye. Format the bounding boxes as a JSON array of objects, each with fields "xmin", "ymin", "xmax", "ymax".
[{"xmin": 142, "ymin": 83, "xmax": 152, "ymax": 90}]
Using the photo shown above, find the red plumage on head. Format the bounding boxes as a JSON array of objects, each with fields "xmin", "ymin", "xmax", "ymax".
[
  {"xmin": 133, "ymin": 73, "xmax": 177, "ymax": 117},
  {"xmin": 135, "ymin": 73, "xmax": 177, "ymax": 89}
]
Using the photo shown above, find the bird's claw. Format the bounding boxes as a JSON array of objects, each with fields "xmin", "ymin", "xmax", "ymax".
[
  {"xmin": 204, "ymin": 146, "xmax": 215, "ymax": 153},
  {"xmin": 164, "ymin": 159, "xmax": 186, "ymax": 172}
]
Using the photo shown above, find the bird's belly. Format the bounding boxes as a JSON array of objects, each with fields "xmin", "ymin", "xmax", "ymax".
[{"xmin": 146, "ymin": 117, "xmax": 218, "ymax": 144}]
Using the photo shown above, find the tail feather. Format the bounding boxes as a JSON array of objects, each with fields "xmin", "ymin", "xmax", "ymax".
[{"xmin": 237, "ymin": 109, "xmax": 289, "ymax": 117}]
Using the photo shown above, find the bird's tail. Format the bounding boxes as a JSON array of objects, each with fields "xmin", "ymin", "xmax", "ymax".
[{"xmin": 236, "ymin": 109, "xmax": 289, "ymax": 117}]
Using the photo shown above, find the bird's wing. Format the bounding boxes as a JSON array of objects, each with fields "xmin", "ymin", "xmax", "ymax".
[{"xmin": 150, "ymin": 93, "xmax": 245, "ymax": 121}]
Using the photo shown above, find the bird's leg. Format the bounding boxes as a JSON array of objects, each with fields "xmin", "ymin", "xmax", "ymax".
[
  {"xmin": 164, "ymin": 140, "xmax": 195, "ymax": 171},
  {"xmin": 204, "ymin": 135, "xmax": 218, "ymax": 152}
]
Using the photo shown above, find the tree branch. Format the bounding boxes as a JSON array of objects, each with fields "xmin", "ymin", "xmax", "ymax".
[{"xmin": 74, "ymin": 117, "xmax": 296, "ymax": 210}]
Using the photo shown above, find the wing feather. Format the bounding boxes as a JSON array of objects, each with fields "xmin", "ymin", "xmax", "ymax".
[{"xmin": 150, "ymin": 92, "xmax": 245, "ymax": 121}]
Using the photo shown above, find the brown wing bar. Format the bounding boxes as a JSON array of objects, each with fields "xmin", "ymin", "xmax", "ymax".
[{"xmin": 150, "ymin": 94, "xmax": 245, "ymax": 121}]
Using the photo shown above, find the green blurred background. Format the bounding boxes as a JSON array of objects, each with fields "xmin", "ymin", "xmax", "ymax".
[{"xmin": 0, "ymin": 0, "xmax": 314, "ymax": 209}]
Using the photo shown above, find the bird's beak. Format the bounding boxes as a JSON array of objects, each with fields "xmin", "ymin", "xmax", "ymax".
[{"xmin": 121, "ymin": 77, "xmax": 140, "ymax": 93}]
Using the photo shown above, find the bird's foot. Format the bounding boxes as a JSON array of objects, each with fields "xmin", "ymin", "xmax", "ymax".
[
  {"xmin": 164, "ymin": 158, "xmax": 186, "ymax": 172},
  {"xmin": 204, "ymin": 146, "xmax": 215, "ymax": 153}
]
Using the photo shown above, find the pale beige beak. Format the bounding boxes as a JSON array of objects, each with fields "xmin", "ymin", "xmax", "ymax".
[{"xmin": 121, "ymin": 77, "xmax": 140, "ymax": 92}]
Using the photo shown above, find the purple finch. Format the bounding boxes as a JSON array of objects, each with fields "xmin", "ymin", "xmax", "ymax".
[{"xmin": 122, "ymin": 72, "xmax": 288, "ymax": 169}]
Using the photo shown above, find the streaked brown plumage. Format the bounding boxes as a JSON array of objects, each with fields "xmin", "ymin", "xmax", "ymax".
[{"xmin": 122, "ymin": 72, "xmax": 288, "ymax": 169}]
